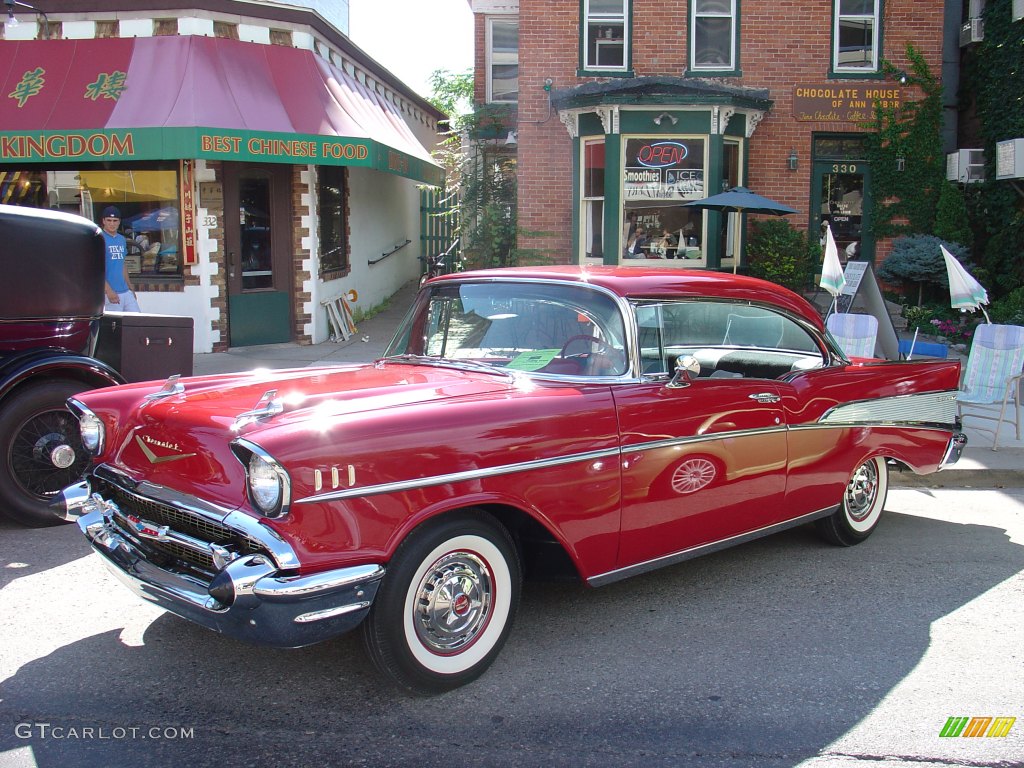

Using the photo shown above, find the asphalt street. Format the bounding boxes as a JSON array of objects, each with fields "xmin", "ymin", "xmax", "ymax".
[{"xmin": 1, "ymin": 487, "xmax": 1022, "ymax": 768}]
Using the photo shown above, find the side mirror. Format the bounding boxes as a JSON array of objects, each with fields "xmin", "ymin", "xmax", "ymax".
[{"xmin": 667, "ymin": 355, "xmax": 700, "ymax": 388}]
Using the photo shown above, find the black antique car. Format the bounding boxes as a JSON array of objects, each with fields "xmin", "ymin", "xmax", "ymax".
[{"xmin": 0, "ymin": 204, "xmax": 124, "ymax": 526}]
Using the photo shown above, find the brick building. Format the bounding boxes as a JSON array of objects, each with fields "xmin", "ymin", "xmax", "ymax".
[{"xmin": 470, "ymin": 0, "xmax": 960, "ymax": 271}]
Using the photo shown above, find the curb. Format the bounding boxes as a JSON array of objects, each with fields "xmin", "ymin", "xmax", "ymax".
[{"xmin": 891, "ymin": 470, "xmax": 1024, "ymax": 489}]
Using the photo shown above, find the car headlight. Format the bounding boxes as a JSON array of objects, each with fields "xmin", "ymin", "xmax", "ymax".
[
  {"xmin": 249, "ymin": 453, "xmax": 282, "ymax": 514},
  {"xmin": 78, "ymin": 409, "xmax": 104, "ymax": 454}
]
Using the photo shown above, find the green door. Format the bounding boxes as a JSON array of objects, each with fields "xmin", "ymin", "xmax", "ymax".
[
  {"xmin": 223, "ymin": 163, "xmax": 293, "ymax": 346},
  {"xmin": 810, "ymin": 158, "xmax": 874, "ymax": 263}
]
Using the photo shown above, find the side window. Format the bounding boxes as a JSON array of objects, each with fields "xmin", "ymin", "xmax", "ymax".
[
  {"xmin": 832, "ymin": 0, "xmax": 880, "ymax": 74},
  {"xmin": 690, "ymin": 0, "xmax": 738, "ymax": 73},
  {"xmin": 582, "ymin": 0, "xmax": 629, "ymax": 72},
  {"xmin": 487, "ymin": 17, "xmax": 519, "ymax": 103},
  {"xmin": 635, "ymin": 301, "xmax": 823, "ymax": 379}
]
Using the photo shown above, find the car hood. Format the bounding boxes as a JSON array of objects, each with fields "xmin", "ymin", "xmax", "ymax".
[{"xmin": 89, "ymin": 362, "xmax": 517, "ymax": 508}]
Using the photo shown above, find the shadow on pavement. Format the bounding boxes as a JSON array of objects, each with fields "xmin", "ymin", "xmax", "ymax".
[{"xmin": 1, "ymin": 510, "xmax": 1021, "ymax": 767}]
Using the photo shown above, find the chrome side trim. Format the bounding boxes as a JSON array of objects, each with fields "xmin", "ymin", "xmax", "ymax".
[
  {"xmin": 587, "ymin": 506, "xmax": 837, "ymax": 588},
  {"xmin": 299, "ymin": 446, "xmax": 622, "ymax": 504},
  {"xmin": 818, "ymin": 390, "xmax": 958, "ymax": 426}
]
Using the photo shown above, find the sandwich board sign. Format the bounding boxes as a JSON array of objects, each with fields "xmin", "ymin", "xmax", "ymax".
[{"xmin": 833, "ymin": 261, "xmax": 900, "ymax": 360}]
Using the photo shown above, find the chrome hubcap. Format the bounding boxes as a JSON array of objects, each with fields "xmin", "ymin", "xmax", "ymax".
[
  {"xmin": 49, "ymin": 444, "xmax": 77, "ymax": 470},
  {"xmin": 846, "ymin": 461, "xmax": 878, "ymax": 521},
  {"xmin": 413, "ymin": 551, "xmax": 492, "ymax": 653}
]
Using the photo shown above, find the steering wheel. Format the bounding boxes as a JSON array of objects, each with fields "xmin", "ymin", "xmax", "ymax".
[{"xmin": 559, "ymin": 335, "xmax": 614, "ymax": 358}]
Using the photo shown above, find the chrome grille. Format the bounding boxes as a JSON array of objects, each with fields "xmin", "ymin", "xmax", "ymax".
[{"xmin": 92, "ymin": 476, "xmax": 263, "ymax": 576}]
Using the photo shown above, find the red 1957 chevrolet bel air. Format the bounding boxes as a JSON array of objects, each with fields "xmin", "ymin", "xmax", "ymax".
[{"xmin": 55, "ymin": 267, "xmax": 965, "ymax": 693}]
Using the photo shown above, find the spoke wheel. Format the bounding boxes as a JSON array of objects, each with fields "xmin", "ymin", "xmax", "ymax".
[
  {"xmin": 361, "ymin": 511, "xmax": 521, "ymax": 694},
  {"xmin": 0, "ymin": 379, "xmax": 91, "ymax": 527},
  {"xmin": 670, "ymin": 457, "xmax": 719, "ymax": 494},
  {"xmin": 815, "ymin": 456, "xmax": 888, "ymax": 546}
]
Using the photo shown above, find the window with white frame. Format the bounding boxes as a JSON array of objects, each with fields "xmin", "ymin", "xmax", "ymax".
[
  {"xmin": 833, "ymin": 0, "xmax": 879, "ymax": 72},
  {"xmin": 583, "ymin": 0, "xmax": 629, "ymax": 71},
  {"xmin": 690, "ymin": 0, "xmax": 737, "ymax": 71},
  {"xmin": 488, "ymin": 17, "xmax": 519, "ymax": 103}
]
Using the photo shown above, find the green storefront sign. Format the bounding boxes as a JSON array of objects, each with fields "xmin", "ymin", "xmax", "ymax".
[{"xmin": 0, "ymin": 127, "xmax": 443, "ymax": 186}]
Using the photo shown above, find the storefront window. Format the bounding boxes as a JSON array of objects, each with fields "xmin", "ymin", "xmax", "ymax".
[
  {"xmin": 318, "ymin": 165, "xmax": 348, "ymax": 277},
  {"xmin": 582, "ymin": 139, "xmax": 605, "ymax": 261},
  {"xmin": 621, "ymin": 137, "xmax": 705, "ymax": 265},
  {"xmin": 0, "ymin": 165, "xmax": 183, "ymax": 279}
]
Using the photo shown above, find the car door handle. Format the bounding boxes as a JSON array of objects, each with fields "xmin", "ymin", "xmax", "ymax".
[{"xmin": 748, "ymin": 392, "xmax": 781, "ymax": 404}]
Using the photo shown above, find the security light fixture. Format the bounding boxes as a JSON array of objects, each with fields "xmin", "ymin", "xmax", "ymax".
[
  {"xmin": 504, "ymin": 130, "xmax": 518, "ymax": 146},
  {"xmin": 788, "ymin": 149, "xmax": 799, "ymax": 171},
  {"xmin": 653, "ymin": 112, "xmax": 678, "ymax": 127},
  {"xmin": 5, "ymin": 0, "xmax": 49, "ymax": 36}
]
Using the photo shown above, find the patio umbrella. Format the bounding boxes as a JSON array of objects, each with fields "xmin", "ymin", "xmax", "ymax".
[
  {"xmin": 683, "ymin": 186, "xmax": 797, "ymax": 272},
  {"xmin": 819, "ymin": 222, "xmax": 846, "ymax": 314},
  {"xmin": 941, "ymin": 244, "xmax": 990, "ymax": 323}
]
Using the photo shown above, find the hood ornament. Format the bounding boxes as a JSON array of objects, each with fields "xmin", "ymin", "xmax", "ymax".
[
  {"xmin": 145, "ymin": 374, "xmax": 185, "ymax": 402},
  {"xmin": 232, "ymin": 390, "xmax": 283, "ymax": 431}
]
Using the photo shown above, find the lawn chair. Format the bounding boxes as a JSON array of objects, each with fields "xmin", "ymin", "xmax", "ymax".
[
  {"xmin": 957, "ymin": 323, "xmax": 1024, "ymax": 451},
  {"xmin": 826, "ymin": 313, "xmax": 879, "ymax": 359}
]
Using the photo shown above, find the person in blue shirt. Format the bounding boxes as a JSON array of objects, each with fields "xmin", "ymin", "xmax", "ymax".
[{"xmin": 100, "ymin": 206, "xmax": 141, "ymax": 313}]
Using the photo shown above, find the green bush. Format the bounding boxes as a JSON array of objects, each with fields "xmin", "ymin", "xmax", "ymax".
[
  {"xmin": 989, "ymin": 287, "xmax": 1024, "ymax": 326},
  {"xmin": 933, "ymin": 181, "xmax": 973, "ymax": 248},
  {"xmin": 876, "ymin": 234, "xmax": 972, "ymax": 306},
  {"xmin": 747, "ymin": 219, "xmax": 817, "ymax": 292}
]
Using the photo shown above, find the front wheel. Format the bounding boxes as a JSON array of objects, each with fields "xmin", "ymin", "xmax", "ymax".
[
  {"xmin": 815, "ymin": 456, "xmax": 888, "ymax": 546},
  {"xmin": 0, "ymin": 379, "xmax": 93, "ymax": 527},
  {"xmin": 360, "ymin": 511, "xmax": 521, "ymax": 694}
]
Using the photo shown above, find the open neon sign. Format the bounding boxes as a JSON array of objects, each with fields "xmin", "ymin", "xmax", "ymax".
[{"xmin": 636, "ymin": 141, "xmax": 689, "ymax": 169}]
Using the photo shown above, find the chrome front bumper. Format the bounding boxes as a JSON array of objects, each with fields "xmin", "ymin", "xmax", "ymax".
[{"xmin": 58, "ymin": 483, "xmax": 384, "ymax": 648}]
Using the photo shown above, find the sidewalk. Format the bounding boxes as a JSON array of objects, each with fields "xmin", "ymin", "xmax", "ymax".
[{"xmin": 193, "ymin": 281, "xmax": 1023, "ymax": 487}]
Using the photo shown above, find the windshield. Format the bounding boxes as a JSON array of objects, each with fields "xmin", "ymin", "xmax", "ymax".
[{"xmin": 386, "ymin": 281, "xmax": 629, "ymax": 377}]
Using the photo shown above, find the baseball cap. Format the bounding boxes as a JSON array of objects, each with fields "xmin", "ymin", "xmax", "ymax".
[{"xmin": 101, "ymin": 205, "xmax": 121, "ymax": 219}]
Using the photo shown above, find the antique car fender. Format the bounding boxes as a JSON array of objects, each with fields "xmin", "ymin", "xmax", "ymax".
[{"xmin": 0, "ymin": 347, "xmax": 124, "ymax": 398}]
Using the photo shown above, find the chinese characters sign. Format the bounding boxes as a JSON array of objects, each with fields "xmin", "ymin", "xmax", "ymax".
[
  {"xmin": 179, "ymin": 160, "xmax": 197, "ymax": 266},
  {"xmin": 7, "ymin": 67, "xmax": 127, "ymax": 108}
]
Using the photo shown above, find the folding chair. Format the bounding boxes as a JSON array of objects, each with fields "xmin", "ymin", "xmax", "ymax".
[
  {"xmin": 957, "ymin": 323, "xmax": 1024, "ymax": 450},
  {"xmin": 826, "ymin": 313, "xmax": 879, "ymax": 359}
]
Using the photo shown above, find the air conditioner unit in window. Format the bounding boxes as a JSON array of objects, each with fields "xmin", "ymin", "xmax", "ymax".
[
  {"xmin": 959, "ymin": 17, "xmax": 984, "ymax": 46},
  {"xmin": 946, "ymin": 149, "xmax": 985, "ymax": 183}
]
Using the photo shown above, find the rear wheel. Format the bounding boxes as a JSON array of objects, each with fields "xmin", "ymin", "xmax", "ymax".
[
  {"xmin": 815, "ymin": 456, "xmax": 888, "ymax": 546},
  {"xmin": 0, "ymin": 379, "xmax": 92, "ymax": 527},
  {"xmin": 361, "ymin": 511, "xmax": 521, "ymax": 694}
]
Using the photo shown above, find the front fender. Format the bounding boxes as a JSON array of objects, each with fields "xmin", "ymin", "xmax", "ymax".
[{"xmin": 0, "ymin": 348, "xmax": 124, "ymax": 400}]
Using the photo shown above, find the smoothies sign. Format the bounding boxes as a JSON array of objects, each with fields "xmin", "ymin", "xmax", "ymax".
[{"xmin": 624, "ymin": 138, "xmax": 704, "ymax": 201}]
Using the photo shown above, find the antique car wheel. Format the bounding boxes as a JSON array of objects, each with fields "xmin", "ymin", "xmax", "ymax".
[
  {"xmin": 815, "ymin": 456, "xmax": 888, "ymax": 547},
  {"xmin": 0, "ymin": 379, "xmax": 91, "ymax": 527},
  {"xmin": 361, "ymin": 511, "xmax": 521, "ymax": 694}
]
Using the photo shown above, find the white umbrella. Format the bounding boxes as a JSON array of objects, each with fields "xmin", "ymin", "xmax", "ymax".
[
  {"xmin": 818, "ymin": 223, "xmax": 846, "ymax": 314},
  {"xmin": 941, "ymin": 244, "xmax": 990, "ymax": 323}
]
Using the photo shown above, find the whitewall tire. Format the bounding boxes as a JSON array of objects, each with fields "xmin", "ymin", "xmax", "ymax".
[
  {"xmin": 361, "ymin": 511, "xmax": 521, "ymax": 694},
  {"xmin": 815, "ymin": 456, "xmax": 888, "ymax": 547}
]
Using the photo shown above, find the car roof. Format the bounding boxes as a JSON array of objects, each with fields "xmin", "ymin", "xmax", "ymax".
[{"xmin": 442, "ymin": 266, "xmax": 824, "ymax": 330}]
